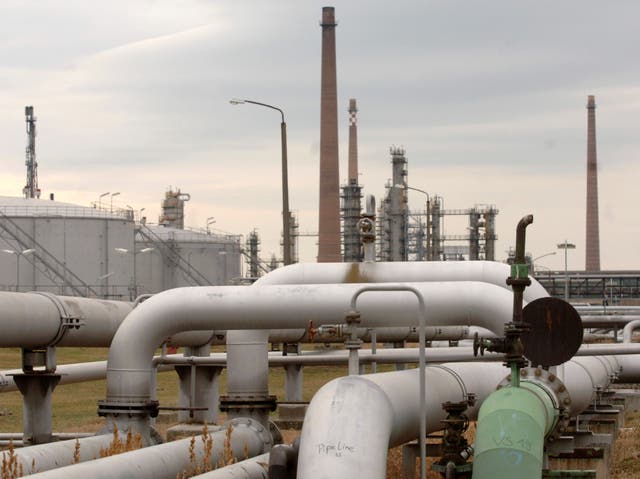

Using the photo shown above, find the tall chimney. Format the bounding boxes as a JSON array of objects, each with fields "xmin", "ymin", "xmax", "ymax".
[
  {"xmin": 585, "ymin": 95, "xmax": 600, "ymax": 271},
  {"xmin": 317, "ymin": 6, "xmax": 342, "ymax": 262},
  {"xmin": 348, "ymin": 98, "xmax": 358, "ymax": 184}
]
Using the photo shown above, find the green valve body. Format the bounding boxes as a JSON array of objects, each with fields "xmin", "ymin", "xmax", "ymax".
[{"xmin": 472, "ymin": 383, "xmax": 557, "ymax": 479}]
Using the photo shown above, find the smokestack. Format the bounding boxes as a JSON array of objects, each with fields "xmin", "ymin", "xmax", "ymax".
[
  {"xmin": 348, "ymin": 98, "xmax": 358, "ymax": 184},
  {"xmin": 317, "ymin": 6, "xmax": 342, "ymax": 262},
  {"xmin": 585, "ymin": 95, "xmax": 600, "ymax": 271}
]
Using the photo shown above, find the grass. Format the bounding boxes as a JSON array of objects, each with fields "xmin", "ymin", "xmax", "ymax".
[{"xmin": 3, "ymin": 347, "xmax": 640, "ymax": 478}]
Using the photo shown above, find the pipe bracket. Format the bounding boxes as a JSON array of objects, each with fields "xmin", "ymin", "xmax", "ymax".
[{"xmin": 28, "ymin": 292, "xmax": 85, "ymax": 346}]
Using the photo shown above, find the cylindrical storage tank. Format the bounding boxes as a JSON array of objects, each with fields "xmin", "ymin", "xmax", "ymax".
[
  {"xmin": 135, "ymin": 225, "xmax": 241, "ymax": 292},
  {"xmin": 0, "ymin": 196, "xmax": 134, "ymax": 299}
]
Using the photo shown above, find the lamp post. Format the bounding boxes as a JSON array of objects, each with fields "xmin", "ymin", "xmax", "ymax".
[
  {"xmin": 532, "ymin": 251, "xmax": 557, "ymax": 275},
  {"xmin": 206, "ymin": 217, "xmax": 216, "ymax": 235},
  {"xmin": 557, "ymin": 241, "xmax": 576, "ymax": 301},
  {"xmin": 3, "ymin": 248, "xmax": 36, "ymax": 291},
  {"xmin": 218, "ymin": 250, "xmax": 228, "ymax": 285},
  {"xmin": 230, "ymin": 98, "xmax": 291, "ymax": 266},
  {"xmin": 98, "ymin": 192, "xmax": 110, "ymax": 210},
  {"xmin": 406, "ymin": 186, "xmax": 431, "ymax": 261},
  {"xmin": 110, "ymin": 192, "xmax": 121, "ymax": 213}
]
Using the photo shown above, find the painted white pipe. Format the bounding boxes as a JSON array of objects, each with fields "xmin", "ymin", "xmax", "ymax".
[
  {"xmin": 189, "ymin": 453, "xmax": 270, "ymax": 478},
  {"xmin": 102, "ymin": 282, "xmax": 515, "ymax": 413},
  {"xmin": 297, "ymin": 362, "xmax": 509, "ymax": 479},
  {"xmin": 0, "ymin": 291, "xmax": 223, "ymax": 348},
  {"xmin": 5, "ymin": 343, "xmax": 638, "ymax": 395},
  {"xmin": 255, "ymin": 260, "xmax": 549, "ymax": 302},
  {"xmin": 622, "ymin": 319, "xmax": 640, "ymax": 343},
  {"xmin": 7, "ymin": 433, "xmax": 119, "ymax": 474},
  {"xmin": 296, "ymin": 355, "xmax": 632, "ymax": 479},
  {"xmin": 24, "ymin": 420, "xmax": 270, "ymax": 479},
  {"xmin": 0, "ymin": 360, "xmax": 175, "ymax": 394}
]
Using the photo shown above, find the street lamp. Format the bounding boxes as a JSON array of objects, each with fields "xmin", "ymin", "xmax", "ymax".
[
  {"xmin": 218, "ymin": 250, "xmax": 228, "ymax": 285},
  {"xmin": 230, "ymin": 98, "xmax": 291, "ymax": 266},
  {"xmin": 406, "ymin": 186, "xmax": 431, "ymax": 261},
  {"xmin": 110, "ymin": 192, "xmax": 121, "ymax": 213},
  {"xmin": 98, "ymin": 192, "xmax": 110, "ymax": 210},
  {"xmin": 557, "ymin": 241, "xmax": 576, "ymax": 301},
  {"xmin": 531, "ymin": 251, "xmax": 557, "ymax": 275},
  {"xmin": 2, "ymin": 248, "xmax": 36, "ymax": 292},
  {"xmin": 206, "ymin": 217, "xmax": 216, "ymax": 235}
]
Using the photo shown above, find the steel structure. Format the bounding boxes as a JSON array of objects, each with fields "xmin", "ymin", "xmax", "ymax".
[
  {"xmin": 158, "ymin": 189, "xmax": 190, "ymax": 229},
  {"xmin": 23, "ymin": 106, "xmax": 41, "ymax": 199}
]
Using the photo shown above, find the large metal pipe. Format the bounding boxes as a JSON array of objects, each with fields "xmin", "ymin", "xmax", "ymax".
[
  {"xmin": 189, "ymin": 453, "xmax": 270, "ymax": 478},
  {"xmin": 5, "ymin": 343, "xmax": 638, "ymax": 395},
  {"xmin": 8, "ymin": 433, "xmax": 119, "ymax": 474},
  {"xmin": 255, "ymin": 261, "xmax": 549, "ymax": 302},
  {"xmin": 472, "ymin": 382, "xmax": 557, "ymax": 479},
  {"xmin": 296, "ymin": 354, "xmax": 631, "ymax": 479},
  {"xmin": 24, "ymin": 419, "xmax": 271, "ymax": 479},
  {"xmin": 0, "ymin": 291, "xmax": 222, "ymax": 348},
  {"xmin": 297, "ymin": 362, "xmax": 509, "ymax": 479},
  {"xmin": 101, "ymin": 282, "xmax": 515, "ymax": 422},
  {"xmin": 622, "ymin": 319, "xmax": 640, "ymax": 343}
]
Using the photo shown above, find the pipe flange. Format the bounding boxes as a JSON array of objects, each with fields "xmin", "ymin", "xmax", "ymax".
[
  {"xmin": 497, "ymin": 367, "xmax": 571, "ymax": 439},
  {"xmin": 97, "ymin": 399, "xmax": 160, "ymax": 418},
  {"xmin": 224, "ymin": 416, "xmax": 275, "ymax": 451},
  {"xmin": 219, "ymin": 395, "xmax": 278, "ymax": 412},
  {"xmin": 28, "ymin": 292, "xmax": 84, "ymax": 346}
]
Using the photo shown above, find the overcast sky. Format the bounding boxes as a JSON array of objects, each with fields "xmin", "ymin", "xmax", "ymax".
[{"xmin": 1, "ymin": 1, "xmax": 638, "ymax": 270}]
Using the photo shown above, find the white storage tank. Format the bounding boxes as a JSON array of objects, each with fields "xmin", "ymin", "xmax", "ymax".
[
  {"xmin": 135, "ymin": 224, "xmax": 242, "ymax": 294},
  {"xmin": 0, "ymin": 196, "xmax": 134, "ymax": 299}
]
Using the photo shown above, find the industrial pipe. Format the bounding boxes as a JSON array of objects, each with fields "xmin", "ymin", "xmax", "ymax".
[
  {"xmin": 297, "ymin": 362, "xmax": 509, "ymax": 479},
  {"xmin": 5, "ymin": 344, "xmax": 638, "ymax": 395},
  {"xmin": 99, "ymin": 281, "xmax": 517, "ymax": 436},
  {"xmin": 0, "ymin": 291, "xmax": 224, "ymax": 348},
  {"xmin": 23, "ymin": 419, "xmax": 272, "ymax": 479},
  {"xmin": 622, "ymin": 319, "xmax": 640, "ymax": 343},
  {"xmin": 189, "ymin": 453, "xmax": 270, "ymax": 478},
  {"xmin": 255, "ymin": 260, "xmax": 549, "ymax": 302},
  {"xmin": 472, "ymin": 382, "xmax": 557, "ymax": 479},
  {"xmin": 296, "ymin": 354, "xmax": 632, "ymax": 479},
  {"xmin": 7, "ymin": 433, "xmax": 120, "ymax": 474}
]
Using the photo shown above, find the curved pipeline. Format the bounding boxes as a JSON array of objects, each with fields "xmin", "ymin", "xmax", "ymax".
[
  {"xmin": 296, "ymin": 362, "xmax": 509, "ymax": 479},
  {"xmin": 296, "ymin": 354, "xmax": 634, "ymax": 479},
  {"xmin": 623, "ymin": 319, "xmax": 640, "ymax": 343},
  {"xmin": 255, "ymin": 260, "xmax": 549, "ymax": 302},
  {"xmin": 0, "ymin": 291, "xmax": 224, "ymax": 348},
  {"xmin": 101, "ymin": 282, "xmax": 515, "ymax": 419}
]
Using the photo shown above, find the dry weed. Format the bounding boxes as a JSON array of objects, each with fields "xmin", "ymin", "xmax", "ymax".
[
  {"xmin": 99, "ymin": 424, "xmax": 143, "ymax": 458},
  {"xmin": 1, "ymin": 441, "xmax": 24, "ymax": 479}
]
